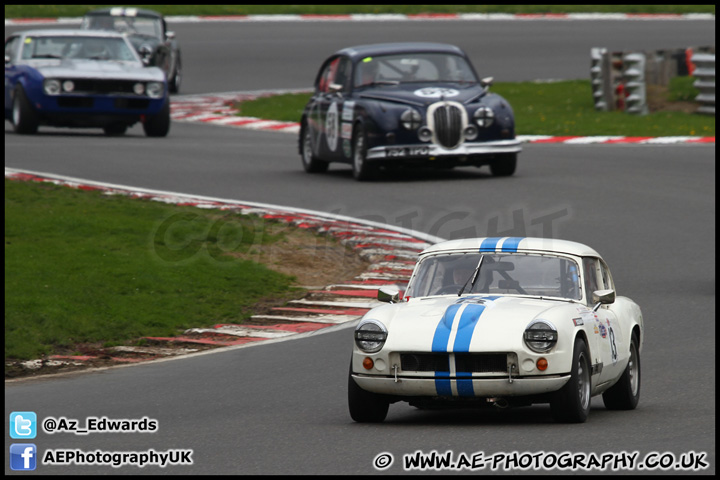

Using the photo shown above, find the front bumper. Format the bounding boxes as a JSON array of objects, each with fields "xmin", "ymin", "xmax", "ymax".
[
  {"xmin": 351, "ymin": 373, "xmax": 570, "ymax": 398},
  {"xmin": 365, "ymin": 139, "xmax": 522, "ymax": 161}
]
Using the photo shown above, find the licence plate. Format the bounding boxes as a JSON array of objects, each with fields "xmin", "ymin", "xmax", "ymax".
[{"xmin": 387, "ymin": 146, "xmax": 430, "ymax": 157}]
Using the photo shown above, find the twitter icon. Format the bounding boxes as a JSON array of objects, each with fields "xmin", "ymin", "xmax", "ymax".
[{"xmin": 10, "ymin": 412, "xmax": 37, "ymax": 439}]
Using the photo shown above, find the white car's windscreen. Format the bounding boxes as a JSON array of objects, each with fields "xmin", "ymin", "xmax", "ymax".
[{"xmin": 406, "ymin": 253, "xmax": 581, "ymax": 300}]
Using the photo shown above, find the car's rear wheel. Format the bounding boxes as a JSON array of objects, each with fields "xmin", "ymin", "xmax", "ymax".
[
  {"xmin": 489, "ymin": 153, "xmax": 517, "ymax": 177},
  {"xmin": 12, "ymin": 86, "xmax": 39, "ymax": 134},
  {"xmin": 143, "ymin": 100, "xmax": 171, "ymax": 137},
  {"xmin": 348, "ymin": 363, "xmax": 389, "ymax": 423},
  {"xmin": 602, "ymin": 332, "xmax": 641, "ymax": 410},
  {"xmin": 352, "ymin": 124, "xmax": 377, "ymax": 181},
  {"xmin": 551, "ymin": 337, "xmax": 591, "ymax": 423},
  {"xmin": 300, "ymin": 121, "xmax": 329, "ymax": 173}
]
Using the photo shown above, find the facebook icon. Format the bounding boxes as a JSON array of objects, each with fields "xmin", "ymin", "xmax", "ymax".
[{"xmin": 10, "ymin": 444, "xmax": 37, "ymax": 471}]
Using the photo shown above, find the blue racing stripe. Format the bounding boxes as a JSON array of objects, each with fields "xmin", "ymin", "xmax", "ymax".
[
  {"xmin": 452, "ymin": 304, "xmax": 486, "ymax": 352},
  {"xmin": 435, "ymin": 372, "xmax": 452, "ymax": 396},
  {"xmin": 500, "ymin": 237, "xmax": 524, "ymax": 252},
  {"xmin": 479, "ymin": 237, "xmax": 502, "ymax": 252},
  {"xmin": 456, "ymin": 373, "xmax": 474, "ymax": 397},
  {"xmin": 432, "ymin": 303, "xmax": 461, "ymax": 352}
]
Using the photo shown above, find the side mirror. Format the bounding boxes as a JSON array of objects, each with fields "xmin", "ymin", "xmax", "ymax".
[
  {"xmin": 592, "ymin": 289, "xmax": 615, "ymax": 312},
  {"xmin": 378, "ymin": 286, "xmax": 400, "ymax": 304},
  {"xmin": 166, "ymin": 31, "xmax": 176, "ymax": 40},
  {"xmin": 480, "ymin": 76, "xmax": 494, "ymax": 88},
  {"xmin": 138, "ymin": 44, "xmax": 153, "ymax": 66}
]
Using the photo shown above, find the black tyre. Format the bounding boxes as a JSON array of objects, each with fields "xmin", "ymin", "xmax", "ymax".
[
  {"xmin": 551, "ymin": 337, "xmax": 591, "ymax": 423},
  {"xmin": 351, "ymin": 124, "xmax": 377, "ymax": 181},
  {"xmin": 169, "ymin": 54, "xmax": 182, "ymax": 94},
  {"xmin": 489, "ymin": 153, "xmax": 517, "ymax": 177},
  {"xmin": 602, "ymin": 332, "xmax": 641, "ymax": 410},
  {"xmin": 348, "ymin": 363, "xmax": 389, "ymax": 423},
  {"xmin": 300, "ymin": 121, "xmax": 329, "ymax": 173},
  {"xmin": 11, "ymin": 86, "xmax": 39, "ymax": 134},
  {"xmin": 143, "ymin": 100, "xmax": 171, "ymax": 137}
]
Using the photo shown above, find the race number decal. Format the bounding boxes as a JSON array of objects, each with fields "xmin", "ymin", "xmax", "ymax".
[
  {"xmin": 325, "ymin": 102, "xmax": 339, "ymax": 152},
  {"xmin": 414, "ymin": 88, "xmax": 460, "ymax": 98}
]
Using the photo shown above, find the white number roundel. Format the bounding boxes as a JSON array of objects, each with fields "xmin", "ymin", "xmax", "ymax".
[{"xmin": 413, "ymin": 88, "xmax": 460, "ymax": 98}]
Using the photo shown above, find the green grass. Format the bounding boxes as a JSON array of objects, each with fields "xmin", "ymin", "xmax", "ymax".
[
  {"xmin": 238, "ymin": 80, "xmax": 715, "ymax": 137},
  {"xmin": 4, "ymin": 5, "xmax": 715, "ymax": 18},
  {"xmin": 5, "ymin": 179, "xmax": 302, "ymax": 360}
]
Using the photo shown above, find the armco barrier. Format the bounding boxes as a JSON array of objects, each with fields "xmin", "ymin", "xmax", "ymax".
[{"xmin": 691, "ymin": 52, "xmax": 716, "ymax": 115}]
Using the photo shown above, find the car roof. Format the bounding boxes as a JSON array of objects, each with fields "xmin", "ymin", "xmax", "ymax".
[
  {"xmin": 84, "ymin": 7, "xmax": 163, "ymax": 19},
  {"xmin": 11, "ymin": 29, "xmax": 128, "ymax": 39},
  {"xmin": 420, "ymin": 237, "xmax": 602, "ymax": 259},
  {"xmin": 335, "ymin": 42, "xmax": 467, "ymax": 61}
]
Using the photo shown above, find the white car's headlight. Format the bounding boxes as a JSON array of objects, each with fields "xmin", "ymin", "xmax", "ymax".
[
  {"xmin": 523, "ymin": 320, "xmax": 558, "ymax": 353},
  {"xmin": 145, "ymin": 82, "xmax": 164, "ymax": 99},
  {"xmin": 400, "ymin": 108, "xmax": 422, "ymax": 130},
  {"xmin": 43, "ymin": 79, "xmax": 61, "ymax": 96},
  {"xmin": 133, "ymin": 82, "xmax": 145, "ymax": 95},
  {"xmin": 354, "ymin": 319, "xmax": 388, "ymax": 353},
  {"xmin": 473, "ymin": 106, "xmax": 495, "ymax": 128}
]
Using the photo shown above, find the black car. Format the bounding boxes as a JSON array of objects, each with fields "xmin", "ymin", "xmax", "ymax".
[
  {"xmin": 81, "ymin": 7, "xmax": 182, "ymax": 93},
  {"xmin": 299, "ymin": 42, "xmax": 521, "ymax": 181}
]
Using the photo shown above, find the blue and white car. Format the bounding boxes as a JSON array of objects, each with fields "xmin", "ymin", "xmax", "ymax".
[
  {"xmin": 4, "ymin": 29, "xmax": 170, "ymax": 136},
  {"xmin": 349, "ymin": 237, "xmax": 643, "ymax": 423}
]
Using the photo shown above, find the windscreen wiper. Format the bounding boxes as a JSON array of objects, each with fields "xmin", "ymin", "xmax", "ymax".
[{"xmin": 458, "ymin": 255, "xmax": 484, "ymax": 296}]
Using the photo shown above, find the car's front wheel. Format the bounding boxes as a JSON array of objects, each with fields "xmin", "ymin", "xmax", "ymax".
[
  {"xmin": 551, "ymin": 337, "xmax": 591, "ymax": 423},
  {"xmin": 602, "ymin": 332, "xmax": 641, "ymax": 410},
  {"xmin": 143, "ymin": 100, "xmax": 171, "ymax": 137},
  {"xmin": 348, "ymin": 364, "xmax": 389, "ymax": 423},
  {"xmin": 300, "ymin": 121, "xmax": 329, "ymax": 173},
  {"xmin": 11, "ymin": 86, "xmax": 39, "ymax": 134},
  {"xmin": 489, "ymin": 153, "xmax": 517, "ymax": 177},
  {"xmin": 169, "ymin": 54, "xmax": 182, "ymax": 94},
  {"xmin": 352, "ymin": 124, "xmax": 378, "ymax": 181}
]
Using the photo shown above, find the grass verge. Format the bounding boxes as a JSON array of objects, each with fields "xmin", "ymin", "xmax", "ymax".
[
  {"xmin": 237, "ymin": 80, "xmax": 715, "ymax": 137},
  {"xmin": 4, "ymin": 179, "xmax": 305, "ymax": 361}
]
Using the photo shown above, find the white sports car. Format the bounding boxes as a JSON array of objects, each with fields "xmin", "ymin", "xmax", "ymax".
[{"xmin": 349, "ymin": 237, "xmax": 643, "ymax": 423}]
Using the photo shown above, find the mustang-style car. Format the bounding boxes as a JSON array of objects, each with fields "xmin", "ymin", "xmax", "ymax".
[
  {"xmin": 349, "ymin": 237, "xmax": 643, "ymax": 423},
  {"xmin": 82, "ymin": 7, "xmax": 182, "ymax": 93},
  {"xmin": 300, "ymin": 42, "xmax": 521, "ymax": 180},
  {"xmin": 4, "ymin": 29, "xmax": 170, "ymax": 137}
]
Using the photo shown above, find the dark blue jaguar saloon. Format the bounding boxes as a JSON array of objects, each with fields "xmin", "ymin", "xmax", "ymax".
[{"xmin": 299, "ymin": 42, "xmax": 521, "ymax": 180}]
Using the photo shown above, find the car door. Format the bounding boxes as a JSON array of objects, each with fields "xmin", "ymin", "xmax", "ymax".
[
  {"xmin": 583, "ymin": 257, "xmax": 624, "ymax": 385},
  {"xmin": 309, "ymin": 55, "xmax": 352, "ymax": 162}
]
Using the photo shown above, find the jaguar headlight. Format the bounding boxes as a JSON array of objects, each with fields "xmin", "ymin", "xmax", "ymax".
[
  {"xmin": 43, "ymin": 79, "xmax": 61, "ymax": 96},
  {"xmin": 523, "ymin": 320, "xmax": 558, "ymax": 353},
  {"xmin": 145, "ymin": 81, "xmax": 164, "ymax": 98},
  {"xmin": 354, "ymin": 319, "xmax": 388, "ymax": 353},
  {"xmin": 133, "ymin": 82, "xmax": 145, "ymax": 95},
  {"xmin": 62, "ymin": 80, "xmax": 74, "ymax": 93},
  {"xmin": 473, "ymin": 106, "xmax": 495, "ymax": 128},
  {"xmin": 400, "ymin": 108, "xmax": 422, "ymax": 130}
]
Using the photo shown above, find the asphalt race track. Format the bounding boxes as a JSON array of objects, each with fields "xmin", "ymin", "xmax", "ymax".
[{"xmin": 4, "ymin": 17, "xmax": 715, "ymax": 474}]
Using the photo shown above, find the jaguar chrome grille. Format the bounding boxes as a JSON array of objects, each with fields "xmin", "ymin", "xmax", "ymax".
[
  {"xmin": 428, "ymin": 102, "xmax": 465, "ymax": 149},
  {"xmin": 400, "ymin": 353, "xmax": 508, "ymax": 373}
]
